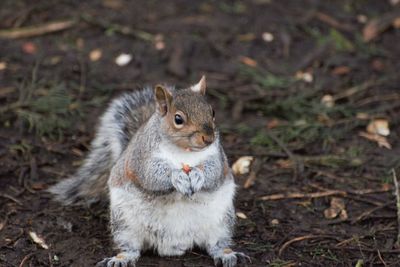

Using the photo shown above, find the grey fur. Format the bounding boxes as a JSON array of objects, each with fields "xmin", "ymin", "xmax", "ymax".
[
  {"xmin": 49, "ymin": 87, "xmax": 157, "ymax": 204},
  {"xmin": 49, "ymin": 83, "xmax": 248, "ymax": 267}
]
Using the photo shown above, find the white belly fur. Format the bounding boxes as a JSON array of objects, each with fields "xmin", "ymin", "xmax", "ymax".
[
  {"xmin": 154, "ymin": 141, "xmax": 219, "ymax": 168},
  {"xmin": 110, "ymin": 179, "xmax": 236, "ymax": 256}
]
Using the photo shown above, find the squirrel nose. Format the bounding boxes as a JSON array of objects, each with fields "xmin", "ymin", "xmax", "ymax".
[{"xmin": 201, "ymin": 135, "xmax": 214, "ymax": 145}]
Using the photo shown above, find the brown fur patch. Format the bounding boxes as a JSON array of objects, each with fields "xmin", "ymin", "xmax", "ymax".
[
  {"xmin": 197, "ymin": 164, "xmax": 204, "ymax": 171},
  {"xmin": 124, "ymin": 157, "xmax": 140, "ymax": 185},
  {"xmin": 109, "ymin": 173, "xmax": 124, "ymax": 187},
  {"xmin": 223, "ymin": 161, "xmax": 230, "ymax": 177}
]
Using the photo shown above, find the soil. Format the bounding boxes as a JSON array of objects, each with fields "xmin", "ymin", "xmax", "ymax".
[{"xmin": 1, "ymin": 0, "xmax": 400, "ymax": 266}]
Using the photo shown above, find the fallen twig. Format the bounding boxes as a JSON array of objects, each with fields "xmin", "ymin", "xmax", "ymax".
[
  {"xmin": 392, "ymin": 169, "xmax": 400, "ymax": 248},
  {"xmin": 0, "ymin": 19, "xmax": 76, "ymax": 39},
  {"xmin": 243, "ymin": 158, "xmax": 263, "ymax": 189},
  {"xmin": 329, "ymin": 246, "xmax": 400, "ymax": 254},
  {"xmin": 377, "ymin": 248, "xmax": 388, "ymax": 267},
  {"xmin": 333, "ymin": 79, "xmax": 377, "ymax": 101},
  {"xmin": 261, "ymin": 186, "xmax": 391, "ymax": 201},
  {"xmin": 278, "ymin": 234, "xmax": 338, "ymax": 256},
  {"xmin": 260, "ymin": 190, "xmax": 345, "ymax": 201},
  {"xmin": 351, "ymin": 201, "xmax": 394, "ymax": 224},
  {"xmin": 81, "ymin": 13, "xmax": 154, "ymax": 42},
  {"xmin": 363, "ymin": 9, "xmax": 400, "ymax": 42},
  {"xmin": 265, "ymin": 131, "xmax": 303, "ymax": 179},
  {"xmin": 314, "ymin": 11, "xmax": 354, "ymax": 32},
  {"xmin": 19, "ymin": 253, "xmax": 34, "ymax": 267},
  {"xmin": 291, "ymin": 41, "xmax": 331, "ymax": 72},
  {"xmin": 0, "ymin": 193, "xmax": 22, "ymax": 205}
]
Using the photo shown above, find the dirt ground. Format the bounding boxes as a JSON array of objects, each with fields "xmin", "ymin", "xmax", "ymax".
[{"xmin": 1, "ymin": 0, "xmax": 400, "ymax": 266}]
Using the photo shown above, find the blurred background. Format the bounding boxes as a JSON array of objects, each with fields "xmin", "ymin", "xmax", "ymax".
[{"xmin": 1, "ymin": 0, "xmax": 400, "ymax": 266}]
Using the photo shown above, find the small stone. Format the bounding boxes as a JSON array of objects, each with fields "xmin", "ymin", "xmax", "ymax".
[
  {"xmin": 262, "ymin": 32, "xmax": 274, "ymax": 42},
  {"xmin": 271, "ymin": 219, "xmax": 279, "ymax": 226},
  {"xmin": 236, "ymin": 212, "xmax": 248, "ymax": 219},
  {"xmin": 115, "ymin": 53, "xmax": 132, "ymax": 66}
]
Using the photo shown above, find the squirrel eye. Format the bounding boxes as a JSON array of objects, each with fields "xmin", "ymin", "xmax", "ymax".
[{"xmin": 174, "ymin": 114, "xmax": 184, "ymax": 125}]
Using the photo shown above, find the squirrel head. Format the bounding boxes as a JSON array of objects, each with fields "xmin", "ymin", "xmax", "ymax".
[{"xmin": 155, "ymin": 76, "xmax": 216, "ymax": 151}]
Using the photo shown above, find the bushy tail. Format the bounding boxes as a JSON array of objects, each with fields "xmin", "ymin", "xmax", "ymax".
[
  {"xmin": 48, "ymin": 145, "xmax": 112, "ymax": 205},
  {"xmin": 49, "ymin": 89, "xmax": 155, "ymax": 205}
]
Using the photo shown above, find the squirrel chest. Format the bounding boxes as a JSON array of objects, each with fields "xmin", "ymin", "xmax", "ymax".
[{"xmin": 155, "ymin": 141, "xmax": 219, "ymax": 168}]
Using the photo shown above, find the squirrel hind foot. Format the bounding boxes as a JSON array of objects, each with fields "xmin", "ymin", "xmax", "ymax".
[
  {"xmin": 213, "ymin": 251, "xmax": 251, "ymax": 267},
  {"xmin": 96, "ymin": 251, "xmax": 139, "ymax": 267}
]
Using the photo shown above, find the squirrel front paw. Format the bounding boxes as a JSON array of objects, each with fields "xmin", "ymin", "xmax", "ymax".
[
  {"xmin": 171, "ymin": 170, "xmax": 193, "ymax": 196},
  {"xmin": 188, "ymin": 167, "xmax": 205, "ymax": 193}
]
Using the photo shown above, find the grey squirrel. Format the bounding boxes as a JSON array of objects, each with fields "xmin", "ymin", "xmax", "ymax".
[{"xmin": 49, "ymin": 76, "xmax": 249, "ymax": 267}]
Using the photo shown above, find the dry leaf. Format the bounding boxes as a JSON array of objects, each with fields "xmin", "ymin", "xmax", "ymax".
[
  {"xmin": 238, "ymin": 33, "xmax": 256, "ymax": 42},
  {"xmin": 271, "ymin": 219, "xmax": 280, "ymax": 226},
  {"xmin": 295, "ymin": 71, "xmax": 313, "ymax": 83},
  {"xmin": 154, "ymin": 34, "xmax": 165, "ymax": 50},
  {"xmin": 49, "ymin": 56, "xmax": 61, "ymax": 65},
  {"xmin": 331, "ymin": 66, "xmax": 351, "ymax": 75},
  {"xmin": 76, "ymin": 38, "xmax": 84, "ymax": 49},
  {"xmin": 31, "ymin": 182, "xmax": 47, "ymax": 190},
  {"xmin": 22, "ymin": 42, "xmax": 37, "ymax": 54},
  {"xmin": 236, "ymin": 212, "xmax": 248, "ymax": 219},
  {"xmin": 331, "ymin": 197, "xmax": 345, "ymax": 210},
  {"xmin": 366, "ymin": 119, "xmax": 390, "ymax": 136},
  {"xmin": 359, "ymin": 131, "xmax": 392, "ymax": 149},
  {"xmin": 0, "ymin": 87, "xmax": 15, "ymax": 98},
  {"xmin": 371, "ymin": 59, "xmax": 385, "ymax": 71},
  {"xmin": 324, "ymin": 197, "xmax": 346, "ymax": 219},
  {"xmin": 357, "ymin": 14, "xmax": 368, "ymax": 24},
  {"xmin": 324, "ymin": 207, "xmax": 340, "ymax": 219},
  {"xmin": 393, "ymin": 17, "xmax": 400, "ymax": 28},
  {"xmin": 29, "ymin": 231, "xmax": 49, "ymax": 249},
  {"xmin": 321, "ymin": 95, "xmax": 334, "ymax": 108},
  {"xmin": 0, "ymin": 62, "xmax": 6, "ymax": 70},
  {"xmin": 89, "ymin": 49, "xmax": 102, "ymax": 61},
  {"xmin": 232, "ymin": 156, "xmax": 254, "ymax": 175},
  {"xmin": 363, "ymin": 11, "xmax": 400, "ymax": 42},
  {"xmin": 356, "ymin": 113, "xmax": 370, "ymax": 120},
  {"xmin": 339, "ymin": 209, "xmax": 348, "ymax": 220},
  {"xmin": 275, "ymin": 159, "xmax": 293, "ymax": 169},
  {"xmin": 266, "ymin": 118, "xmax": 280, "ymax": 129},
  {"xmin": 102, "ymin": 0, "xmax": 123, "ymax": 9},
  {"xmin": 239, "ymin": 56, "xmax": 257, "ymax": 67},
  {"xmin": 115, "ymin": 53, "xmax": 132, "ymax": 66}
]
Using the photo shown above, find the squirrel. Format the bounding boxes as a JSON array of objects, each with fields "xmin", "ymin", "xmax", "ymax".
[{"xmin": 49, "ymin": 76, "xmax": 249, "ymax": 267}]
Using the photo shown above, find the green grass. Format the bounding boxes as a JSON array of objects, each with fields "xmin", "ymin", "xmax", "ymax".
[
  {"xmin": 240, "ymin": 65, "xmax": 293, "ymax": 89},
  {"xmin": 14, "ymin": 81, "xmax": 77, "ymax": 138},
  {"xmin": 310, "ymin": 247, "xmax": 340, "ymax": 262}
]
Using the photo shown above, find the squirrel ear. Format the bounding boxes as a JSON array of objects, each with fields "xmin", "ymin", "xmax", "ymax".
[
  {"xmin": 155, "ymin": 85, "xmax": 172, "ymax": 116},
  {"xmin": 190, "ymin": 75, "xmax": 206, "ymax": 95}
]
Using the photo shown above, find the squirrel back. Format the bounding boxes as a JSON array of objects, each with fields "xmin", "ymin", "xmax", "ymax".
[{"xmin": 49, "ymin": 87, "xmax": 160, "ymax": 204}]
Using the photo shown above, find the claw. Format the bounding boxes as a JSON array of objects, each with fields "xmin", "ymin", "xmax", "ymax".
[
  {"xmin": 236, "ymin": 252, "xmax": 251, "ymax": 263},
  {"xmin": 213, "ymin": 251, "xmax": 251, "ymax": 267},
  {"xmin": 96, "ymin": 258, "xmax": 110, "ymax": 267},
  {"xmin": 96, "ymin": 255, "xmax": 136, "ymax": 267}
]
